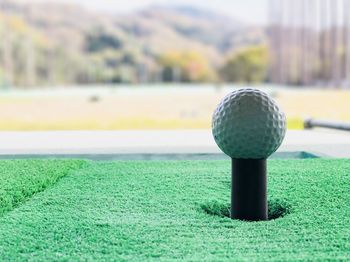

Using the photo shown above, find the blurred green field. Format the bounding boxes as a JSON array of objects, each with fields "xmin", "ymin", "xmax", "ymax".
[
  {"xmin": 0, "ymin": 117, "xmax": 303, "ymax": 130},
  {"xmin": 0, "ymin": 86, "xmax": 347, "ymax": 130}
]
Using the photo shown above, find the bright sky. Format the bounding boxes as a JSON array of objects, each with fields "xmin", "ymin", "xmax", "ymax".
[{"xmin": 32, "ymin": 0, "xmax": 268, "ymax": 25}]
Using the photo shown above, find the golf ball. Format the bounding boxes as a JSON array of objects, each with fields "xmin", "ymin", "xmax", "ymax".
[{"xmin": 212, "ymin": 88, "xmax": 286, "ymax": 159}]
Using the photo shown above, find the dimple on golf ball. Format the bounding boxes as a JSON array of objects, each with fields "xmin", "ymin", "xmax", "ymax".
[{"xmin": 212, "ymin": 88, "xmax": 286, "ymax": 159}]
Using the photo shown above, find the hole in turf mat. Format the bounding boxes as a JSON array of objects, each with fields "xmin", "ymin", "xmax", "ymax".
[
  {"xmin": 200, "ymin": 199, "xmax": 290, "ymax": 221},
  {"xmin": 201, "ymin": 201, "xmax": 230, "ymax": 218},
  {"xmin": 267, "ymin": 199, "xmax": 291, "ymax": 220}
]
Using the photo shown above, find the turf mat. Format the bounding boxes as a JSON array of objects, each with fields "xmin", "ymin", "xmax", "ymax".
[
  {"xmin": 0, "ymin": 159, "xmax": 349, "ymax": 261},
  {"xmin": 0, "ymin": 159, "xmax": 87, "ymax": 215}
]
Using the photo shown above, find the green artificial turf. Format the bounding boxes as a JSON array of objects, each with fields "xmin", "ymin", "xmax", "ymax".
[
  {"xmin": 0, "ymin": 159, "xmax": 87, "ymax": 215},
  {"xmin": 0, "ymin": 159, "xmax": 349, "ymax": 261}
]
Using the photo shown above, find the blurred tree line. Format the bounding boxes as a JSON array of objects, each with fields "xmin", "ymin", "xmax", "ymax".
[
  {"xmin": 0, "ymin": 13, "xmax": 268, "ymax": 87},
  {"xmin": 220, "ymin": 46, "xmax": 268, "ymax": 83}
]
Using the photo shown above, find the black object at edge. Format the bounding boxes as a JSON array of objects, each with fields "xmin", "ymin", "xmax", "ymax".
[{"xmin": 304, "ymin": 118, "xmax": 350, "ymax": 131}]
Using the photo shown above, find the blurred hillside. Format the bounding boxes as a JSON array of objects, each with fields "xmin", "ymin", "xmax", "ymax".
[{"xmin": 0, "ymin": 0, "xmax": 266, "ymax": 87}]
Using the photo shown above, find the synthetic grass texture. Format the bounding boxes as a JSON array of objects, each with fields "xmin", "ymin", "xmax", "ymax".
[
  {"xmin": 0, "ymin": 159, "xmax": 349, "ymax": 261},
  {"xmin": 0, "ymin": 159, "xmax": 86, "ymax": 215}
]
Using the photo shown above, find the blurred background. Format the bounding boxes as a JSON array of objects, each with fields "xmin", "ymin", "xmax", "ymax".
[{"xmin": 0, "ymin": 0, "xmax": 349, "ymax": 131}]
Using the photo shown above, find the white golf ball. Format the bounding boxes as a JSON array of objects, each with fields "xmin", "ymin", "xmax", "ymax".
[{"xmin": 212, "ymin": 88, "xmax": 286, "ymax": 159}]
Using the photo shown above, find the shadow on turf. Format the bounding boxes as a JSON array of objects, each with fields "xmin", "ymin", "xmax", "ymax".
[{"xmin": 200, "ymin": 199, "xmax": 291, "ymax": 221}]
